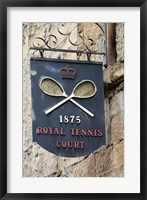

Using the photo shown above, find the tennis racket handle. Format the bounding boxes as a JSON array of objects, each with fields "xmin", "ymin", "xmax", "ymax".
[
  {"xmin": 70, "ymin": 99, "xmax": 94, "ymax": 117},
  {"xmin": 44, "ymin": 94, "xmax": 73, "ymax": 115}
]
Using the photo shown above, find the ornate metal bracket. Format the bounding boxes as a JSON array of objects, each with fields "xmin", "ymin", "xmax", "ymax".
[{"xmin": 30, "ymin": 23, "xmax": 107, "ymax": 67}]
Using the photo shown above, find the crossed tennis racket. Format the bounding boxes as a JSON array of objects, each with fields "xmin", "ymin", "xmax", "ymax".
[{"xmin": 39, "ymin": 77, "xmax": 97, "ymax": 117}]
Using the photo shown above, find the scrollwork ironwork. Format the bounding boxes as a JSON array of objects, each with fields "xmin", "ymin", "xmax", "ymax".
[
  {"xmin": 31, "ymin": 22, "xmax": 107, "ymax": 65},
  {"xmin": 33, "ymin": 23, "xmax": 105, "ymax": 52}
]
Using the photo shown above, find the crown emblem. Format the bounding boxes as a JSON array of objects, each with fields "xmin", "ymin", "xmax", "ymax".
[{"xmin": 59, "ymin": 67, "xmax": 76, "ymax": 79}]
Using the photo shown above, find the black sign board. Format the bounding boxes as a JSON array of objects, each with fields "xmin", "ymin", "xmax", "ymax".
[{"xmin": 30, "ymin": 57, "xmax": 105, "ymax": 157}]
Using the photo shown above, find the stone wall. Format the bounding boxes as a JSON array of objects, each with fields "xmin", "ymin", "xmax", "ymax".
[{"xmin": 23, "ymin": 23, "xmax": 124, "ymax": 177}]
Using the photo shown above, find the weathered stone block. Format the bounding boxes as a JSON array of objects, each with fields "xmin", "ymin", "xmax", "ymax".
[
  {"xmin": 111, "ymin": 112, "xmax": 124, "ymax": 143},
  {"xmin": 104, "ymin": 98, "xmax": 111, "ymax": 144},
  {"xmin": 57, "ymin": 156, "xmax": 86, "ymax": 171},
  {"xmin": 113, "ymin": 140, "xmax": 124, "ymax": 176},
  {"xmin": 23, "ymin": 143, "xmax": 58, "ymax": 177},
  {"xmin": 116, "ymin": 23, "xmax": 124, "ymax": 62},
  {"xmin": 111, "ymin": 63, "xmax": 124, "ymax": 83},
  {"xmin": 104, "ymin": 62, "xmax": 124, "ymax": 91},
  {"xmin": 72, "ymin": 154, "xmax": 96, "ymax": 177},
  {"xmin": 95, "ymin": 146, "xmax": 114, "ymax": 176},
  {"xmin": 95, "ymin": 140, "xmax": 124, "ymax": 177},
  {"xmin": 110, "ymin": 91, "xmax": 124, "ymax": 116}
]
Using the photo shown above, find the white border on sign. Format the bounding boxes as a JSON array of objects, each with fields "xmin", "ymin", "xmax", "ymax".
[{"xmin": 7, "ymin": 7, "xmax": 140, "ymax": 193}]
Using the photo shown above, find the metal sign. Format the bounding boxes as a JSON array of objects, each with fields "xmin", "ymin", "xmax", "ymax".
[{"xmin": 30, "ymin": 57, "xmax": 105, "ymax": 157}]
